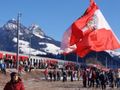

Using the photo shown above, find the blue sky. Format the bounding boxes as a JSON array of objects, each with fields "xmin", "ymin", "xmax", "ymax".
[{"xmin": 0, "ymin": 0, "xmax": 120, "ymax": 41}]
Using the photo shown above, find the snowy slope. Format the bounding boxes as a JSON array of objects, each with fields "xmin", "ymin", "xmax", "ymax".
[{"xmin": 106, "ymin": 50, "xmax": 120, "ymax": 57}]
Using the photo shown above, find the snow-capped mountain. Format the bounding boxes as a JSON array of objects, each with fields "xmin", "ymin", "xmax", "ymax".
[
  {"xmin": 106, "ymin": 50, "xmax": 120, "ymax": 58},
  {"xmin": 0, "ymin": 19, "xmax": 61, "ymax": 55}
]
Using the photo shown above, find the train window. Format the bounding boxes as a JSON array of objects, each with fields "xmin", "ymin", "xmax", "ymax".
[
  {"xmin": 34, "ymin": 59, "xmax": 35, "ymax": 62},
  {"xmin": 36, "ymin": 59, "xmax": 38, "ymax": 63},
  {"xmin": 30, "ymin": 58, "xmax": 32, "ymax": 62}
]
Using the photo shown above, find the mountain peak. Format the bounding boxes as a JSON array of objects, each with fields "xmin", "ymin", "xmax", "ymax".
[
  {"xmin": 7, "ymin": 19, "xmax": 17, "ymax": 24},
  {"xmin": 3, "ymin": 19, "xmax": 17, "ymax": 30},
  {"xmin": 0, "ymin": 18, "xmax": 60, "ymax": 56},
  {"xmin": 29, "ymin": 24, "xmax": 45, "ymax": 36}
]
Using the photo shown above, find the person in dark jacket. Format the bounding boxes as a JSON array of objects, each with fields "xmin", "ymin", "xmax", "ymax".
[
  {"xmin": 4, "ymin": 72, "xmax": 25, "ymax": 90},
  {"xmin": 70, "ymin": 70, "xmax": 73, "ymax": 82},
  {"xmin": 49, "ymin": 70, "xmax": 53, "ymax": 81},
  {"xmin": 62, "ymin": 69, "xmax": 67, "ymax": 82},
  {"xmin": 82, "ymin": 69, "xmax": 87, "ymax": 87},
  {"xmin": 99, "ymin": 71, "xmax": 106, "ymax": 90}
]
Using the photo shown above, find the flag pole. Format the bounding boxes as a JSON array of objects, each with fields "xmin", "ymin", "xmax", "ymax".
[
  {"xmin": 64, "ymin": 54, "xmax": 66, "ymax": 60},
  {"xmin": 95, "ymin": 52, "xmax": 97, "ymax": 61},
  {"xmin": 105, "ymin": 56, "xmax": 108, "ymax": 68},
  {"xmin": 76, "ymin": 55, "xmax": 79, "ymax": 65},
  {"xmin": 76, "ymin": 55, "xmax": 78, "ymax": 63},
  {"xmin": 17, "ymin": 13, "xmax": 22, "ymax": 73},
  {"xmin": 76, "ymin": 55, "xmax": 79, "ymax": 69}
]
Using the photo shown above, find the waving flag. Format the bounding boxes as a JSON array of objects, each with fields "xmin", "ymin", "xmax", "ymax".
[{"xmin": 61, "ymin": 0, "xmax": 120, "ymax": 57}]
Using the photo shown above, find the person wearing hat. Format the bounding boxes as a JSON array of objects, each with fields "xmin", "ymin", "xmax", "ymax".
[{"xmin": 4, "ymin": 72, "xmax": 25, "ymax": 90}]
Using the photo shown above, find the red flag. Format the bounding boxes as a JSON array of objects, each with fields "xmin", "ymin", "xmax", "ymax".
[
  {"xmin": 76, "ymin": 2, "xmax": 120, "ymax": 57},
  {"xmin": 61, "ymin": 27, "xmax": 77, "ymax": 54},
  {"xmin": 61, "ymin": 0, "xmax": 97, "ymax": 54},
  {"xmin": 61, "ymin": 0, "xmax": 120, "ymax": 57},
  {"xmin": 70, "ymin": 1, "xmax": 98, "ymax": 45}
]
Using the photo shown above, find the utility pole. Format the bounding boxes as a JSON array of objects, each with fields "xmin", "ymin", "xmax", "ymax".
[
  {"xmin": 29, "ymin": 25, "xmax": 34, "ymax": 59},
  {"xmin": 28, "ymin": 25, "xmax": 35, "ymax": 66},
  {"xmin": 28, "ymin": 30, "xmax": 31, "ymax": 66},
  {"xmin": 17, "ymin": 13, "xmax": 21, "ymax": 72}
]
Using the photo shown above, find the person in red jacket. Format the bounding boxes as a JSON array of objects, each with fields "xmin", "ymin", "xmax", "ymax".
[{"xmin": 4, "ymin": 72, "xmax": 25, "ymax": 90}]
